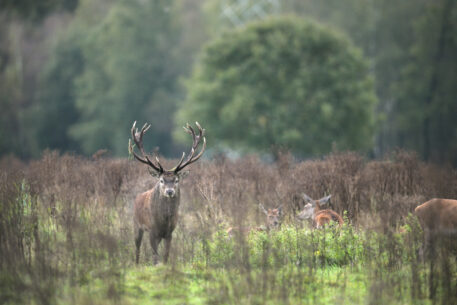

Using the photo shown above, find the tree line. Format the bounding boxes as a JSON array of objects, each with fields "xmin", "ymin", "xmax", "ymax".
[{"xmin": 0, "ymin": 0, "xmax": 456, "ymax": 164}]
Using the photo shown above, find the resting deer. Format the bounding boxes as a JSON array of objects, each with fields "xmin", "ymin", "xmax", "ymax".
[
  {"xmin": 226, "ymin": 203, "xmax": 282, "ymax": 237},
  {"xmin": 259, "ymin": 203, "xmax": 283, "ymax": 230},
  {"xmin": 296, "ymin": 193, "xmax": 343, "ymax": 228},
  {"xmin": 129, "ymin": 121, "xmax": 206, "ymax": 264},
  {"xmin": 414, "ymin": 198, "xmax": 457, "ymax": 255}
]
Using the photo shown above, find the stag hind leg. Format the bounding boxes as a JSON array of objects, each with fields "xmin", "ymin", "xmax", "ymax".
[{"xmin": 134, "ymin": 227, "xmax": 144, "ymax": 264}]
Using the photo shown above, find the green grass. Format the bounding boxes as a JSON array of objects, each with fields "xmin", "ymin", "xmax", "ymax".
[
  {"xmin": 42, "ymin": 223, "xmax": 443, "ymax": 305},
  {"xmin": 61, "ymin": 262, "xmax": 432, "ymax": 305},
  {"xmin": 1, "ymin": 187, "xmax": 454, "ymax": 305},
  {"xmin": 64, "ymin": 264, "xmax": 369, "ymax": 305}
]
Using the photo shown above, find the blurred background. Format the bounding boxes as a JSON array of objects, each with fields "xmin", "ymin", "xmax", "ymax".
[{"xmin": 0, "ymin": 0, "xmax": 456, "ymax": 164}]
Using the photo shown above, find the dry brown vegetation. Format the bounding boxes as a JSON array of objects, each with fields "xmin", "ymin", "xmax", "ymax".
[{"xmin": 1, "ymin": 150, "xmax": 456, "ymax": 304}]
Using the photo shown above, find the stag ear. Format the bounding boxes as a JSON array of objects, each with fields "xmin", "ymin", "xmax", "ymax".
[
  {"xmin": 318, "ymin": 195, "xmax": 331, "ymax": 206},
  {"xmin": 259, "ymin": 203, "xmax": 268, "ymax": 215},
  {"xmin": 302, "ymin": 193, "xmax": 314, "ymax": 203},
  {"xmin": 178, "ymin": 170, "xmax": 189, "ymax": 179},
  {"xmin": 148, "ymin": 168, "xmax": 161, "ymax": 178}
]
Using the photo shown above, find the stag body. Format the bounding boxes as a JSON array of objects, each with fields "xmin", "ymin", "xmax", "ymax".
[
  {"xmin": 134, "ymin": 175, "xmax": 180, "ymax": 264},
  {"xmin": 130, "ymin": 121, "xmax": 205, "ymax": 264},
  {"xmin": 296, "ymin": 193, "xmax": 343, "ymax": 228}
]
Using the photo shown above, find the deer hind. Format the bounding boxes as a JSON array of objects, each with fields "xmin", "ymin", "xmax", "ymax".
[
  {"xmin": 226, "ymin": 203, "xmax": 282, "ymax": 237},
  {"xmin": 259, "ymin": 203, "xmax": 283, "ymax": 230},
  {"xmin": 414, "ymin": 198, "xmax": 457, "ymax": 258},
  {"xmin": 296, "ymin": 193, "xmax": 343, "ymax": 228},
  {"xmin": 129, "ymin": 121, "xmax": 206, "ymax": 264}
]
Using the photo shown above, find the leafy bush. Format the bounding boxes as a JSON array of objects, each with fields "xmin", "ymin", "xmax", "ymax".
[{"xmin": 177, "ymin": 16, "xmax": 377, "ymax": 156}]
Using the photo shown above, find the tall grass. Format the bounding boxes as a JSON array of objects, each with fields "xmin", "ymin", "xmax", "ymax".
[{"xmin": 0, "ymin": 150, "xmax": 456, "ymax": 304}]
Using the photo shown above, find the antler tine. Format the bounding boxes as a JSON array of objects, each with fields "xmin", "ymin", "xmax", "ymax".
[
  {"xmin": 155, "ymin": 156, "xmax": 164, "ymax": 172},
  {"xmin": 172, "ymin": 152, "xmax": 186, "ymax": 172},
  {"xmin": 139, "ymin": 123, "xmax": 151, "ymax": 142},
  {"xmin": 173, "ymin": 122, "xmax": 206, "ymax": 172},
  {"xmin": 196, "ymin": 121, "xmax": 204, "ymax": 137},
  {"xmin": 129, "ymin": 121, "xmax": 163, "ymax": 173},
  {"xmin": 190, "ymin": 137, "xmax": 206, "ymax": 162},
  {"xmin": 184, "ymin": 123, "xmax": 195, "ymax": 138},
  {"xmin": 189, "ymin": 122, "xmax": 206, "ymax": 160},
  {"xmin": 129, "ymin": 123, "xmax": 149, "ymax": 166}
]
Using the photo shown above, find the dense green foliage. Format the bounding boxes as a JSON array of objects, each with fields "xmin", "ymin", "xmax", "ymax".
[
  {"xmin": 29, "ymin": 30, "xmax": 83, "ymax": 153},
  {"xmin": 56, "ymin": 0, "xmax": 180, "ymax": 155},
  {"xmin": 0, "ymin": 0, "xmax": 456, "ymax": 163},
  {"xmin": 177, "ymin": 17, "xmax": 376, "ymax": 155},
  {"xmin": 0, "ymin": 0, "xmax": 78, "ymax": 20},
  {"xmin": 0, "ymin": 0, "xmax": 183, "ymax": 157},
  {"xmin": 394, "ymin": 0, "xmax": 457, "ymax": 164},
  {"xmin": 281, "ymin": 0, "xmax": 457, "ymax": 163},
  {"xmin": 68, "ymin": 0, "xmax": 180, "ymax": 155}
]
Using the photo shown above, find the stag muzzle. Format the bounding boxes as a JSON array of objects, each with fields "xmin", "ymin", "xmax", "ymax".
[{"xmin": 165, "ymin": 188, "xmax": 176, "ymax": 198}]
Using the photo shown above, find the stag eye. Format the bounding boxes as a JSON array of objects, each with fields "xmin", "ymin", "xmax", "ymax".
[
  {"xmin": 160, "ymin": 178, "xmax": 164, "ymax": 184},
  {"xmin": 174, "ymin": 178, "xmax": 179, "ymax": 183}
]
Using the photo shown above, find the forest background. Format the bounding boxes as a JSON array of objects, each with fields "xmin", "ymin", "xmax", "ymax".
[{"xmin": 0, "ymin": 0, "xmax": 456, "ymax": 164}]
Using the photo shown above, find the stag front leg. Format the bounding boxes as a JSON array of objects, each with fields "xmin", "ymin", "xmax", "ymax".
[
  {"xmin": 134, "ymin": 227, "xmax": 144, "ymax": 264},
  {"xmin": 164, "ymin": 235, "xmax": 173, "ymax": 263},
  {"xmin": 149, "ymin": 234, "xmax": 161, "ymax": 265}
]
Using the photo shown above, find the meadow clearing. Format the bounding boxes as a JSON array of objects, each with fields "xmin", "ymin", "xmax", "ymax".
[{"xmin": 1, "ymin": 151, "xmax": 456, "ymax": 305}]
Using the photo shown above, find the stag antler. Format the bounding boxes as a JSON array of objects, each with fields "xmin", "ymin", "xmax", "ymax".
[
  {"xmin": 172, "ymin": 122, "xmax": 206, "ymax": 172},
  {"xmin": 129, "ymin": 121, "xmax": 164, "ymax": 173}
]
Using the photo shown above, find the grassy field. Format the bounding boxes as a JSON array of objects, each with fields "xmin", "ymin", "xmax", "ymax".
[{"xmin": 1, "ymin": 151, "xmax": 456, "ymax": 304}]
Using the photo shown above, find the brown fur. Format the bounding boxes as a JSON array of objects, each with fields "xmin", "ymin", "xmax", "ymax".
[
  {"xmin": 134, "ymin": 172, "xmax": 182, "ymax": 264},
  {"xmin": 263, "ymin": 206, "xmax": 282, "ymax": 230},
  {"xmin": 414, "ymin": 198, "xmax": 457, "ymax": 254},
  {"xmin": 313, "ymin": 209, "xmax": 344, "ymax": 228},
  {"xmin": 297, "ymin": 193, "xmax": 343, "ymax": 228},
  {"xmin": 414, "ymin": 198, "xmax": 457, "ymax": 232}
]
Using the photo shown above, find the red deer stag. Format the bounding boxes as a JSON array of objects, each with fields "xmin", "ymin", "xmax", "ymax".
[
  {"xmin": 129, "ymin": 121, "xmax": 206, "ymax": 264},
  {"xmin": 226, "ymin": 204, "xmax": 282, "ymax": 237},
  {"xmin": 296, "ymin": 193, "xmax": 343, "ymax": 228},
  {"xmin": 414, "ymin": 198, "xmax": 457, "ymax": 254}
]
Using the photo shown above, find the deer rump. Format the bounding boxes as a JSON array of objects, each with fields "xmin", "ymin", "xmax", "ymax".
[
  {"xmin": 415, "ymin": 199, "xmax": 457, "ymax": 235},
  {"xmin": 414, "ymin": 198, "xmax": 457, "ymax": 257}
]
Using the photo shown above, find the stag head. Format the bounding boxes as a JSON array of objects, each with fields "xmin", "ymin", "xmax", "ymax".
[{"xmin": 129, "ymin": 121, "xmax": 206, "ymax": 198}]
